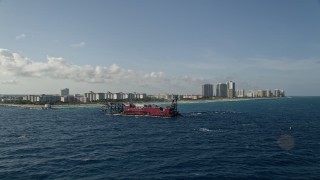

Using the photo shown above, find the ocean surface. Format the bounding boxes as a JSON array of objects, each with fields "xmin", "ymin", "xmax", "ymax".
[{"xmin": 0, "ymin": 97, "xmax": 319, "ymax": 179}]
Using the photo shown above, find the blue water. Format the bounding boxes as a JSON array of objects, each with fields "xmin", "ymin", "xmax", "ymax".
[{"xmin": 0, "ymin": 97, "xmax": 319, "ymax": 179}]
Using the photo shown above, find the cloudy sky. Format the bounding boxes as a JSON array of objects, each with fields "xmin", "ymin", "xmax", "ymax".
[{"xmin": 0, "ymin": 0, "xmax": 320, "ymax": 96}]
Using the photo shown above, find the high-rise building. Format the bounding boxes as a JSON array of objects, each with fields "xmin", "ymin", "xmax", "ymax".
[
  {"xmin": 105, "ymin": 91, "xmax": 113, "ymax": 99},
  {"xmin": 274, "ymin": 89, "xmax": 285, "ymax": 97},
  {"xmin": 257, "ymin": 90, "xmax": 267, "ymax": 97},
  {"xmin": 227, "ymin": 81, "xmax": 236, "ymax": 98},
  {"xmin": 266, "ymin": 89, "xmax": 272, "ymax": 97},
  {"xmin": 85, "ymin": 91, "xmax": 96, "ymax": 102},
  {"xmin": 247, "ymin": 90, "xmax": 256, "ymax": 98},
  {"xmin": 95, "ymin": 93, "xmax": 105, "ymax": 101},
  {"xmin": 216, "ymin": 83, "xmax": 227, "ymax": 98},
  {"xmin": 236, "ymin": 89, "xmax": 245, "ymax": 98},
  {"xmin": 202, "ymin": 84, "xmax": 214, "ymax": 98},
  {"xmin": 61, "ymin": 88, "xmax": 69, "ymax": 96}
]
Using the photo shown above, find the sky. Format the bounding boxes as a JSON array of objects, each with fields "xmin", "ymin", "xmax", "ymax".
[{"xmin": 0, "ymin": 0, "xmax": 320, "ymax": 96}]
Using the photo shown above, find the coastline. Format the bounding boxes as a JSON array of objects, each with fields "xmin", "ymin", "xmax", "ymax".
[
  {"xmin": 156, "ymin": 97, "xmax": 281, "ymax": 105},
  {"xmin": 0, "ymin": 97, "xmax": 284, "ymax": 109},
  {"xmin": 0, "ymin": 103, "xmax": 102, "ymax": 109}
]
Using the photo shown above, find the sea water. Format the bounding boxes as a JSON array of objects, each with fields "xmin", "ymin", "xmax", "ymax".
[{"xmin": 0, "ymin": 97, "xmax": 319, "ymax": 179}]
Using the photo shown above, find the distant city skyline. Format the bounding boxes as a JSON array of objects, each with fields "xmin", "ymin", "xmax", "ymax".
[
  {"xmin": 0, "ymin": 85, "xmax": 286, "ymax": 104},
  {"xmin": 1, "ymin": 0, "xmax": 320, "ymax": 96}
]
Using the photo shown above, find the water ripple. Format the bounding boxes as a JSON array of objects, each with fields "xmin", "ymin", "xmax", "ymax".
[{"xmin": 0, "ymin": 97, "xmax": 320, "ymax": 179}]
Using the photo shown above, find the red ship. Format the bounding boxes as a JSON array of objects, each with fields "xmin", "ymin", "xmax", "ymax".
[{"xmin": 101, "ymin": 99, "xmax": 180, "ymax": 117}]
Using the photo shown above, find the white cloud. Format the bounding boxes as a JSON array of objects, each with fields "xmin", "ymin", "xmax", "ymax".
[
  {"xmin": 1, "ymin": 79, "xmax": 18, "ymax": 85},
  {"xmin": 70, "ymin": 41, "xmax": 86, "ymax": 48},
  {"xmin": 0, "ymin": 48, "xmax": 168, "ymax": 85},
  {"xmin": 0, "ymin": 48, "xmax": 224, "ymax": 94},
  {"xmin": 15, "ymin": 33, "xmax": 26, "ymax": 40},
  {"xmin": 144, "ymin": 72, "xmax": 165, "ymax": 79}
]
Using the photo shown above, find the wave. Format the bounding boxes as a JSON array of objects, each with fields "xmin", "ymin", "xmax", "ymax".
[{"xmin": 199, "ymin": 128, "xmax": 212, "ymax": 132}]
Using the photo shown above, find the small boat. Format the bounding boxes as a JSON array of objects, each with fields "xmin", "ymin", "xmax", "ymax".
[{"xmin": 42, "ymin": 104, "xmax": 52, "ymax": 110}]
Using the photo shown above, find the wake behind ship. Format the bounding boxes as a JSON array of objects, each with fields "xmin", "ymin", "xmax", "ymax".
[{"xmin": 101, "ymin": 99, "xmax": 180, "ymax": 117}]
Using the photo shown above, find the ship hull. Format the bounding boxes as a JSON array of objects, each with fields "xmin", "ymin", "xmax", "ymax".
[
  {"xmin": 123, "ymin": 107, "xmax": 177, "ymax": 117},
  {"xmin": 101, "ymin": 99, "xmax": 179, "ymax": 117}
]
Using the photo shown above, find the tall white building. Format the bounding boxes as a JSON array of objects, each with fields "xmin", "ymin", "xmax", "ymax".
[
  {"xmin": 202, "ymin": 84, "xmax": 214, "ymax": 98},
  {"xmin": 266, "ymin": 89, "xmax": 272, "ymax": 97},
  {"xmin": 84, "ymin": 91, "xmax": 96, "ymax": 102},
  {"xmin": 257, "ymin": 90, "xmax": 267, "ymax": 97},
  {"xmin": 227, "ymin": 81, "xmax": 236, "ymax": 98},
  {"xmin": 236, "ymin": 89, "xmax": 245, "ymax": 98},
  {"xmin": 247, "ymin": 90, "xmax": 256, "ymax": 98},
  {"xmin": 23, "ymin": 95, "xmax": 40, "ymax": 102},
  {"xmin": 105, "ymin": 92, "xmax": 113, "ymax": 99}
]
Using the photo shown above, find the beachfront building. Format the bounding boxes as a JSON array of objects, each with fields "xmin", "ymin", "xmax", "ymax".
[
  {"xmin": 122, "ymin": 92, "xmax": 134, "ymax": 100},
  {"xmin": 95, "ymin": 93, "xmax": 105, "ymax": 101},
  {"xmin": 61, "ymin": 88, "xmax": 69, "ymax": 96},
  {"xmin": 61, "ymin": 95, "xmax": 76, "ymax": 103},
  {"xmin": 123, "ymin": 93, "xmax": 128, "ymax": 100},
  {"xmin": 85, "ymin": 91, "xmax": 96, "ymax": 102},
  {"xmin": 274, "ymin": 89, "xmax": 281, "ymax": 97},
  {"xmin": 1, "ymin": 95, "xmax": 23, "ymax": 102},
  {"xmin": 166, "ymin": 94, "xmax": 180, "ymax": 100},
  {"xmin": 133, "ymin": 92, "xmax": 147, "ymax": 99},
  {"xmin": 61, "ymin": 94, "xmax": 84, "ymax": 103},
  {"xmin": 236, "ymin": 89, "xmax": 245, "ymax": 98},
  {"xmin": 23, "ymin": 95, "xmax": 40, "ymax": 102},
  {"xmin": 274, "ymin": 89, "xmax": 285, "ymax": 97},
  {"xmin": 105, "ymin": 92, "xmax": 113, "ymax": 99},
  {"xmin": 81, "ymin": 91, "xmax": 148, "ymax": 101},
  {"xmin": 74, "ymin": 94, "xmax": 83, "ymax": 102},
  {"xmin": 246, "ymin": 90, "xmax": 255, "ymax": 98},
  {"xmin": 111, "ymin": 93, "xmax": 120, "ymax": 100},
  {"xmin": 150, "ymin": 94, "xmax": 182, "ymax": 100},
  {"xmin": 22, "ymin": 94, "xmax": 59, "ymax": 103},
  {"xmin": 39, "ymin": 94, "xmax": 60, "ymax": 103},
  {"xmin": 266, "ymin": 89, "xmax": 272, "ymax": 97},
  {"xmin": 227, "ymin": 81, "xmax": 236, "ymax": 98},
  {"xmin": 257, "ymin": 90, "xmax": 263, "ymax": 97},
  {"xmin": 119, "ymin": 92, "xmax": 126, "ymax": 100},
  {"xmin": 257, "ymin": 90, "xmax": 267, "ymax": 98},
  {"xmin": 202, "ymin": 84, "xmax": 214, "ymax": 98},
  {"xmin": 183, "ymin": 94, "xmax": 202, "ymax": 100},
  {"xmin": 216, "ymin": 83, "xmax": 227, "ymax": 98},
  {"xmin": 80, "ymin": 96, "xmax": 88, "ymax": 103},
  {"xmin": 129, "ymin": 93, "xmax": 135, "ymax": 100},
  {"xmin": 153, "ymin": 93, "xmax": 169, "ymax": 100}
]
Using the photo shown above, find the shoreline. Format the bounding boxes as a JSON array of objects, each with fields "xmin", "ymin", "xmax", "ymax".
[
  {"xmin": 157, "ymin": 97, "xmax": 283, "ymax": 105},
  {"xmin": 0, "ymin": 103, "xmax": 103, "ymax": 109},
  {"xmin": 0, "ymin": 97, "xmax": 285, "ymax": 109}
]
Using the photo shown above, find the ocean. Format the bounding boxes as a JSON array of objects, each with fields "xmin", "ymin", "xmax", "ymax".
[{"xmin": 0, "ymin": 97, "xmax": 319, "ymax": 179}]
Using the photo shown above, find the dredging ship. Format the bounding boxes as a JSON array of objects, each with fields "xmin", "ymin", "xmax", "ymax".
[{"xmin": 100, "ymin": 98, "xmax": 180, "ymax": 117}]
